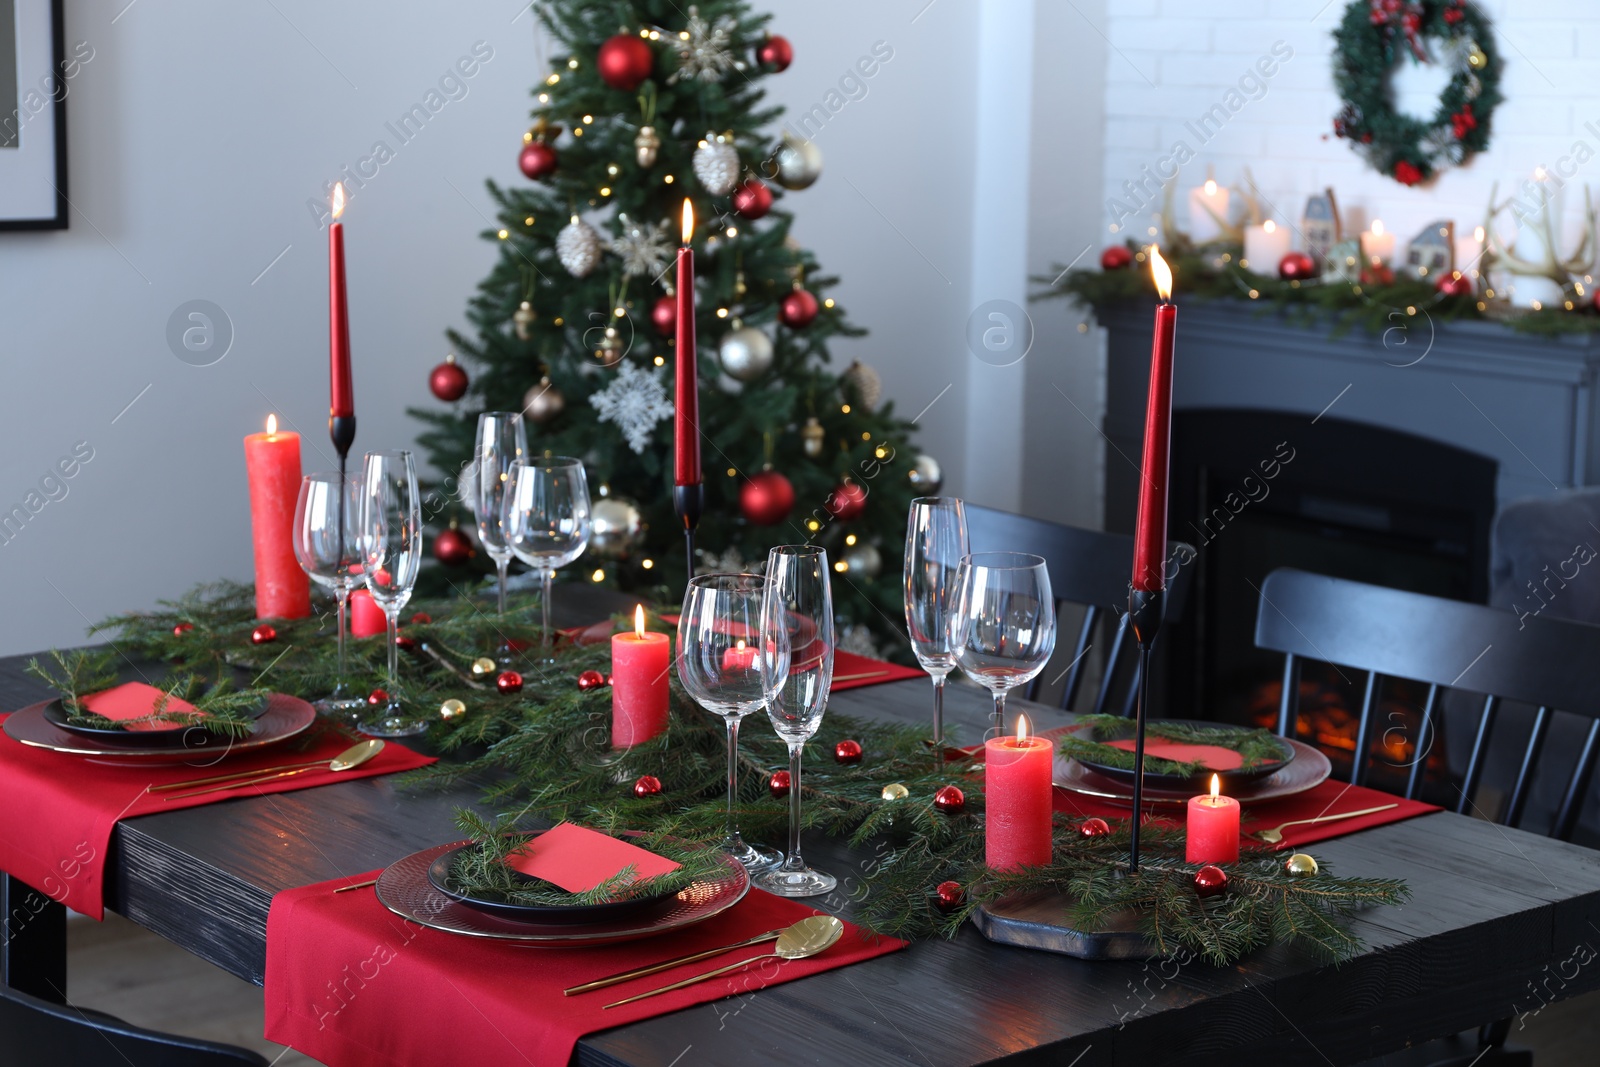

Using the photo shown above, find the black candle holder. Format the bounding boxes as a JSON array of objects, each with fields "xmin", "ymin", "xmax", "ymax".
[
  {"xmin": 1125, "ymin": 585, "xmax": 1165, "ymax": 873},
  {"xmin": 330, "ymin": 414, "xmax": 357, "ymax": 578},
  {"xmin": 673, "ymin": 482, "xmax": 704, "ymax": 583}
]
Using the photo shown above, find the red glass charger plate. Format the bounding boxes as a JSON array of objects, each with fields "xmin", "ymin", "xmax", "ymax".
[
  {"xmin": 1054, "ymin": 737, "xmax": 1331, "ymax": 807},
  {"xmin": 376, "ymin": 839, "xmax": 750, "ymax": 945},
  {"xmin": 2, "ymin": 694, "xmax": 316, "ymax": 761}
]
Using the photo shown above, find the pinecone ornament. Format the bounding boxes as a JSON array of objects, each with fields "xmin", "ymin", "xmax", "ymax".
[
  {"xmin": 842, "ymin": 360, "xmax": 882, "ymax": 411},
  {"xmin": 693, "ymin": 133, "xmax": 739, "ymax": 196},
  {"xmin": 556, "ymin": 217, "xmax": 603, "ymax": 278}
]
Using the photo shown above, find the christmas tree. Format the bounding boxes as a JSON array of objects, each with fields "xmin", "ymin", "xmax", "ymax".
[{"xmin": 412, "ymin": 0, "xmax": 931, "ymax": 654}]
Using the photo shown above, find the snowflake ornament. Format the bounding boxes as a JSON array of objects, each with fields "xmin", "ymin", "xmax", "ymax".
[
  {"xmin": 589, "ymin": 361, "xmax": 674, "ymax": 453},
  {"xmin": 669, "ymin": 6, "xmax": 738, "ymax": 84},
  {"xmin": 611, "ymin": 215, "xmax": 675, "ymax": 280}
]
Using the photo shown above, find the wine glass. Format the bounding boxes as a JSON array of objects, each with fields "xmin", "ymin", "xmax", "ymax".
[
  {"xmin": 950, "ymin": 552, "xmax": 1057, "ymax": 739},
  {"xmin": 293, "ymin": 471, "xmax": 366, "ymax": 719},
  {"xmin": 503, "ymin": 456, "xmax": 592, "ymax": 657},
  {"xmin": 474, "ymin": 411, "xmax": 528, "ymax": 665},
  {"xmin": 359, "ymin": 450, "xmax": 425, "ymax": 737},
  {"xmin": 903, "ymin": 497, "xmax": 969, "ymax": 746},
  {"xmin": 677, "ymin": 574, "xmax": 783, "ymax": 871},
  {"xmin": 756, "ymin": 545, "xmax": 836, "ymax": 897}
]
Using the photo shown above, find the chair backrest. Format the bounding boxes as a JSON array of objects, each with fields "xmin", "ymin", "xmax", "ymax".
[
  {"xmin": 0, "ymin": 984, "xmax": 269, "ymax": 1067},
  {"xmin": 965, "ymin": 503, "xmax": 1193, "ymax": 714},
  {"xmin": 1254, "ymin": 567, "xmax": 1600, "ymax": 840}
]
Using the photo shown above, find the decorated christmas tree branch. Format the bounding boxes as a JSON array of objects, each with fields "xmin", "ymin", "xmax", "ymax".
[{"xmin": 24, "ymin": 647, "xmax": 268, "ymax": 738}]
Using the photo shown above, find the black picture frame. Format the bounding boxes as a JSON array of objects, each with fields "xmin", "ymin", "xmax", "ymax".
[{"xmin": 0, "ymin": 0, "xmax": 67, "ymax": 231}]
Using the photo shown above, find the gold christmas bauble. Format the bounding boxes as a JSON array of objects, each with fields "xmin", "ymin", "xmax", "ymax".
[
  {"xmin": 440, "ymin": 698, "xmax": 467, "ymax": 720},
  {"xmin": 634, "ymin": 124, "xmax": 660, "ymax": 168},
  {"xmin": 471, "ymin": 657, "xmax": 496, "ymax": 676},
  {"xmin": 512, "ymin": 300, "xmax": 536, "ymax": 341},
  {"xmin": 593, "ymin": 327, "xmax": 625, "ymax": 365},
  {"xmin": 772, "ymin": 133, "xmax": 823, "ymax": 190},
  {"xmin": 1466, "ymin": 43, "xmax": 1487, "ymax": 69},
  {"xmin": 801, "ymin": 416, "xmax": 825, "ymax": 458},
  {"xmin": 881, "ymin": 783, "xmax": 909, "ymax": 801},
  {"xmin": 1285, "ymin": 853, "xmax": 1319, "ymax": 877},
  {"xmin": 522, "ymin": 376, "xmax": 565, "ymax": 424}
]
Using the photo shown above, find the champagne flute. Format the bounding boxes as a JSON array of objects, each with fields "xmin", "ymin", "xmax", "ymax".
[
  {"xmin": 359, "ymin": 450, "xmax": 425, "ymax": 737},
  {"xmin": 503, "ymin": 456, "xmax": 591, "ymax": 657},
  {"xmin": 474, "ymin": 412, "xmax": 528, "ymax": 665},
  {"xmin": 293, "ymin": 471, "xmax": 366, "ymax": 718},
  {"xmin": 950, "ymin": 552, "xmax": 1057, "ymax": 739},
  {"xmin": 676, "ymin": 574, "xmax": 782, "ymax": 871},
  {"xmin": 903, "ymin": 497, "xmax": 969, "ymax": 746},
  {"xmin": 757, "ymin": 545, "xmax": 837, "ymax": 897}
]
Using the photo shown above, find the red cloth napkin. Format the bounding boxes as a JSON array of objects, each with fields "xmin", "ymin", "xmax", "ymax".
[
  {"xmin": 0, "ymin": 701, "xmax": 435, "ymax": 919},
  {"xmin": 265, "ymin": 874, "xmax": 905, "ymax": 1067},
  {"xmin": 831, "ymin": 650, "xmax": 925, "ymax": 691}
]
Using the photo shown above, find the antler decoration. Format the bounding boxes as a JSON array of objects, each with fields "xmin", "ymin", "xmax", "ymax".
[{"xmin": 1487, "ymin": 179, "xmax": 1597, "ymax": 287}]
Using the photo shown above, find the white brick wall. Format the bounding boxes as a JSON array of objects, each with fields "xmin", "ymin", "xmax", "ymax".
[{"xmin": 1101, "ymin": 0, "xmax": 1600, "ymax": 253}]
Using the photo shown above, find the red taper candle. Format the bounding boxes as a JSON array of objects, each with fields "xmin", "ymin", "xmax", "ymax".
[
  {"xmin": 328, "ymin": 183, "xmax": 354, "ymax": 421},
  {"xmin": 1132, "ymin": 246, "xmax": 1177, "ymax": 593},
  {"xmin": 673, "ymin": 199, "xmax": 701, "ymax": 487}
]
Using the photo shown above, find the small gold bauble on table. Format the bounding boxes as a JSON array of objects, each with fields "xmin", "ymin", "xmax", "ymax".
[
  {"xmin": 1285, "ymin": 852, "xmax": 1319, "ymax": 877},
  {"xmin": 440, "ymin": 698, "xmax": 467, "ymax": 720},
  {"xmin": 880, "ymin": 783, "xmax": 909, "ymax": 801},
  {"xmin": 471, "ymin": 657, "xmax": 496, "ymax": 676}
]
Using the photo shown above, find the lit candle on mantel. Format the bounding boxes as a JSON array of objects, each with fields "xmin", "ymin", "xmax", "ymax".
[
  {"xmin": 1185, "ymin": 774, "xmax": 1240, "ymax": 864},
  {"xmin": 1362, "ymin": 218, "xmax": 1396, "ymax": 266},
  {"xmin": 1131, "ymin": 247, "xmax": 1177, "ymax": 593},
  {"xmin": 984, "ymin": 714, "xmax": 1054, "ymax": 871},
  {"xmin": 243, "ymin": 415, "xmax": 311, "ymax": 620},
  {"xmin": 328, "ymin": 182, "xmax": 356, "ymax": 456},
  {"xmin": 613, "ymin": 605, "xmax": 671, "ymax": 748},
  {"xmin": 673, "ymin": 199, "xmax": 701, "ymax": 489}
]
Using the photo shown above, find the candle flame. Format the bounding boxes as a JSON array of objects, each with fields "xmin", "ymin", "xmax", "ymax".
[
  {"xmin": 634, "ymin": 604, "xmax": 646, "ymax": 639},
  {"xmin": 681, "ymin": 199, "xmax": 694, "ymax": 244},
  {"xmin": 265, "ymin": 414, "xmax": 278, "ymax": 437},
  {"xmin": 1474, "ymin": 225, "xmax": 1486, "ymax": 242},
  {"xmin": 1263, "ymin": 220, "xmax": 1277, "ymax": 234},
  {"xmin": 1203, "ymin": 178, "xmax": 1217, "ymax": 196},
  {"xmin": 1209, "ymin": 774, "xmax": 1220, "ymax": 802},
  {"xmin": 1371, "ymin": 218, "xmax": 1385, "ymax": 237},
  {"xmin": 1015, "ymin": 714, "xmax": 1030, "ymax": 743},
  {"xmin": 331, "ymin": 182, "xmax": 346, "ymax": 221},
  {"xmin": 1149, "ymin": 245, "xmax": 1173, "ymax": 301}
]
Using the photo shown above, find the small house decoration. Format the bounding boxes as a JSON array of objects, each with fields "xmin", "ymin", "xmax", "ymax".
[
  {"xmin": 1326, "ymin": 238, "xmax": 1364, "ymax": 283},
  {"xmin": 1302, "ymin": 190, "xmax": 1342, "ymax": 265},
  {"xmin": 1406, "ymin": 220, "xmax": 1455, "ymax": 276}
]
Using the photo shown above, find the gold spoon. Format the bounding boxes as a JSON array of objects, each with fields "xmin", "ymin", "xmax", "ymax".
[
  {"xmin": 1253, "ymin": 802, "xmax": 1397, "ymax": 844},
  {"xmin": 565, "ymin": 926, "xmax": 789, "ymax": 996},
  {"xmin": 159, "ymin": 739, "xmax": 386, "ymax": 800},
  {"xmin": 603, "ymin": 915, "xmax": 844, "ymax": 1009}
]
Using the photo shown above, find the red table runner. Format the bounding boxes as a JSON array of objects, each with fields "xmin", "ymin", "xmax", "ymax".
[
  {"xmin": 0, "ymin": 701, "xmax": 434, "ymax": 919},
  {"xmin": 266, "ymin": 874, "xmax": 905, "ymax": 1067}
]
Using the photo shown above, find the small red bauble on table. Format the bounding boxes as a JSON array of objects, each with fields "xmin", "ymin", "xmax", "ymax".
[
  {"xmin": 651, "ymin": 294, "xmax": 677, "ymax": 335},
  {"xmin": 632, "ymin": 774, "xmax": 662, "ymax": 798},
  {"xmin": 1101, "ymin": 245, "xmax": 1133, "ymax": 270},
  {"xmin": 756, "ymin": 34, "xmax": 793, "ymax": 73},
  {"xmin": 367, "ymin": 688, "xmax": 390, "ymax": 706},
  {"xmin": 410, "ymin": 612, "xmax": 432, "ymax": 624},
  {"xmin": 1436, "ymin": 270, "xmax": 1475, "ymax": 298},
  {"xmin": 495, "ymin": 670, "xmax": 524, "ymax": 695},
  {"xmin": 519, "ymin": 140, "xmax": 558, "ymax": 180},
  {"xmin": 933, "ymin": 785, "xmax": 965, "ymax": 815},
  {"xmin": 433, "ymin": 526, "xmax": 474, "ymax": 566},
  {"xmin": 834, "ymin": 739, "xmax": 862, "ymax": 764},
  {"xmin": 429, "ymin": 354, "xmax": 469, "ymax": 402},
  {"xmin": 1278, "ymin": 251, "xmax": 1316, "ymax": 281},
  {"xmin": 739, "ymin": 470, "xmax": 795, "ymax": 526},
  {"xmin": 172, "ymin": 622, "xmax": 194, "ymax": 636},
  {"xmin": 597, "ymin": 34, "xmax": 654, "ymax": 91},
  {"xmin": 825, "ymin": 482, "xmax": 868, "ymax": 521},
  {"xmin": 1193, "ymin": 864, "xmax": 1229, "ymax": 898},
  {"xmin": 768, "ymin": 770, "xmax": 792, "ymax": 798},
  {"xmin": 577, "ymin": 669, "xmax": 607, "ymax": 691},
  {"xmin": 779, "ymin": 288, "xmax": 819, "ymax": 329},
  {"xmin": 250, "ymin": 624, "xmax": 277, "ymax": 645},
  {"xmin": 1079, "ymin": 817, "xmax": 1111, "ymax": 839},
  {"xmin": 732, "ymin": 179, "xmax": 773, "ymax": 219},
  {"xmin": 934, "ymin": 880, "xmax": 964, "ymax": 912}
]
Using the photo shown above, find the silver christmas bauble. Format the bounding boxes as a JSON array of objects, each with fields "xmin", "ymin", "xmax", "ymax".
[
  {"xmin": 522, "ymin": 376, "xmax": 565, "ymax": 424},
  {"xmin": 842, "ymin": 359, "xmax": 882, "ymax": 411},
  {"xmin": 634, "ymin": 125, "xmax": 660, "ymax": 168},
  {"xmin": 589, "ymin": 497, "xmax": 644, "ymax": 559},
  {"xmin": 908, "ymin": 453, "xmax": 943, "ymax": 494},
  {"xmin": 511, "ymin": 300, "xmax": 536, "ymax": 341},
  {"xmin": 556, "ymin": 217, "xmax": 603, "ymax": 278},
  {"xmin": 693, "ymin": 135, "xmax": 740, "ymax": 196},
  {"xmin": 840, "ymin": 542, "xmax": 882, "ymax": 579},
  {"xmin": 718, "ymin": 325, "xmax": 774, "ymax": 381},
  {"xmin": 773, "ymin": 135, "xmax": 823, "ymax": 191}
]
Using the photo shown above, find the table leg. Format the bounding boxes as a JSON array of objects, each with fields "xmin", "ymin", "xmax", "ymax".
[{"xmin": 1, "ymin": 872, "xmax": 66, "ymax": 1003}]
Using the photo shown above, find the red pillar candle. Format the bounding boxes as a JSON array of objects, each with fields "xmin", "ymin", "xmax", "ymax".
[
  {"xmin": 673, "ymin": 199, "xmax": 701, "ymax": 487},
  {"xmin": 349, "ymin": 589, "xmax": 386, "ymax": 637},
  {"xmin": 1131, "ymin": 246, "xmax": 1177, "ymax": 593},
  {"xmin": 328, "ymin": 182, "xmax": 354, "ymax": 421},
  {"xmin": 984, "ymin": 715, "xmax": 1054, "ymax": 870},
  {"xmin": 1185, "ymin": 774, "xmax": 1240, "ymax": 864},
  {"xmin": 613, "ymin": 606, "xmax": 671, "ymax": 747},
  {"xmin": 243, "ymin": 415, "xmax": 311, "ymax": 620}
]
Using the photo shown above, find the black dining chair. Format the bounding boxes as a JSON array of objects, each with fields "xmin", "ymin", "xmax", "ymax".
[
  {"xmin": 0, "ymin": 983, "xmax": 269, "ymax": 1067},
  {"xmin": 965, "ymin": 504, "xmax": 1194, "ymax": 715}
]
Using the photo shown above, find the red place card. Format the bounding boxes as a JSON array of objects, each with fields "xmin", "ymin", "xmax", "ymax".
[
  {"xmin": 505, "ymin": 822, "xmax": 680, "ymax": 892},
  {"xmin": 1105, "ymin": 739, "xmax": 1244, "ymax": 771},
  {"xmin": 81, "ymin": 682, "xmax": 201, "ymax": 732}
]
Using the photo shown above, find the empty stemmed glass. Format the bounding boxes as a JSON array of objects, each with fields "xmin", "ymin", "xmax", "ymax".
[
  {"xmin": 950, "ymin": 552, "xmax": 1057, "ymax": 739},
  {"xmin": 903, "ymin": 497, "xmax": 969, "ymax": 746},
  {"xmin": 474, "ymin": 412, "xmax": 528, "ymax": 665},
  {"xmin": 757, "ymin": 545, "xmax": 837, "ymax": 897},
  {"xmin": 677, "ymin": 574, "xmax": 782, "ymax": 871},
  {"xmin": 293, "ymin": 471, "xmax": 366, "ymax": 719},
  {"xmin": 359, "ymin": 450, "xmax": 425, "ymax": 737},
  {"xmin": 503, "ymin": 456, "xmax": 592, "ymax": 658}
]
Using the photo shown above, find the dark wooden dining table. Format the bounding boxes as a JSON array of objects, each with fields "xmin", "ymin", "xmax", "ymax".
[{"xmin": 4, "ymin": 586, "xmax": 1600, "ymax": 1066}]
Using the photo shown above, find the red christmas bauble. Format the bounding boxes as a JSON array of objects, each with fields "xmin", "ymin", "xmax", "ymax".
[
  {"xmin": 1079, "ymin": 817, "xmax": 1111, "ymax": 839},
  {"xmin": 410, "ymin": 612, "xmax": 432, "ymax": 625},
  {"xmin": 597, "ymin": 34, "xmax": 654, "ymax": 91},
  {"xmin": 739, "ymin": 470, "xmax": 795, "ymax": 526},
  {"xmin": 732, "ymin": 179, "xmax": 773, "ymax": 219},
  {"xmin": 1101, "ymin": 245, "xmax": 1133, "ymax": 270},
  {"xmin": 769, "ymin": 770, "xmax": 792, "ymax": 798},
  {"xmin": 172, "ymin": 622, "xmax": 194, "ymax": 636},
  {"xmin": 518, "ymin": 140, "xmax": 558, "ymax": 180},
  {"xmin": 756, "ymin": 34, "xmax": 793, "ymax": 73},
  {"xmin": 824, "ymin": 482, "xmax": 868, "ymax": 521},
  {"xmin": 651, "ymin": 294, "xmax": 677, "ymax": 336},
  {"xmin": 1360, "ymin": 263, "xmax": 1395, "ymax": 287},
  {"xmin": 577, "ymin": 669, "xmax": 607, "ymax": 691},
  {"xmin": 433, "ymin": 527, "xmax": 474, "ymax": 566},
  {"xmin": 1278, "ymin": 251, "xmax": 1316, "ymax": 281},
  {"xmin": 429, "ymin": 357, "xmax": 469, "ymax": 402},
  {"xmin": 1436, "ymin": 271, "xmax": 1474, "ymax": 298},
  {"xmin": 834, "ymin": 739, "xmax": 862, "ymax": 764},
  {"xmin": 934, "ymin": 880, "xmax": 964, "ymax": 912},
  {"xmin": 933, "ymin": 785, "xmax": 966, "ymax": 815},
  {"xmin": 366, "ymin": 688, "xmax": 390, "ymax": 706},
  {"xmin": 496, "ymin": 670, "xmax": 524, "ymax": 695},
  {"xmin": 1193, "ymin": 864, "xmax": 1229, "ymax": 898},
  {"xmin": 778, "ymin": 288, "xmax": 819, "ymax": 329},
  {"xmin": 605, "ymin": 674, "xmax": 614, "ymax": 687},
  {"xmin": 250, "ymin": 625, "xmax": 277, "ymax": 645},
  {"xmin": 395, "ymin": 634, "xmax": 417, "ymax": 650},
  {"xmin": 632, "ymin": 774, "xmax": 662, "ymax": 798}
]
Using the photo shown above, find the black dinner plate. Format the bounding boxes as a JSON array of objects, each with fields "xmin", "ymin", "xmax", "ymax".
[
  {"xmin": 1065, "ymin": 717, "xmax": 1296, "ymax": 789},
  {"xmin": 425, "ymin": 836, "xmax": 677, "ymax": 925},
  {"xmin": 41, "ymin": 696, "xmax": 269, "ymax": 748}
]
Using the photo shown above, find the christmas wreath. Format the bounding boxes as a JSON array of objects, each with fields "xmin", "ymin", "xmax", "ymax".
[{"xmin": 1331, "ymin": 0, "xmax": 1502, "ymax": 186}]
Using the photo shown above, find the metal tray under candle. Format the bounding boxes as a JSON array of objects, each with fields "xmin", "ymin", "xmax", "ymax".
[{"xmin": 973, "ymin": 890, "xmax": 1160, "ymax": 960}]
